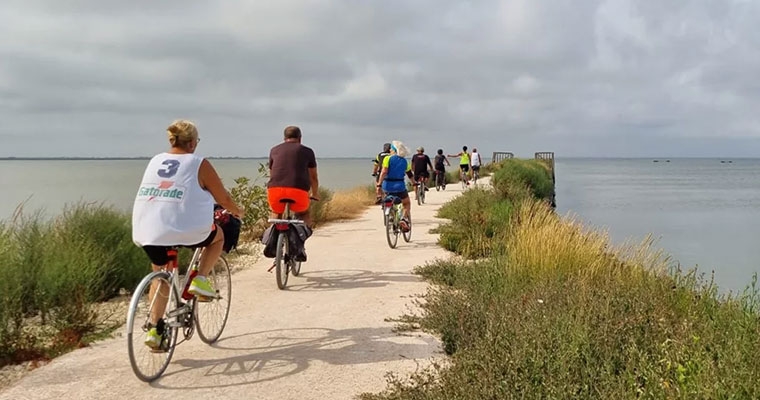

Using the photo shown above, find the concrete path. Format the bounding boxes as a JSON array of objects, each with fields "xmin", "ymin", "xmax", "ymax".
[{"xmin": 1, "ymin": 181, "xmax": 474, "ymax": 400}]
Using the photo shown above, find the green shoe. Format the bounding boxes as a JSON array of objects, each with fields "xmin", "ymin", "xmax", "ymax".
[
  {"xmin": 144, "ymin": 327, "xmax": 162, "ymax": 349},
  {"xmin": 189, "ymin": 276, "xmax": 216, "ymax": 298}
]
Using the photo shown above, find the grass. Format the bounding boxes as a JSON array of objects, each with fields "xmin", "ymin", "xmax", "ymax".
[
  {"xmin": 363, "ymin": 158, "xmax": 760, "ymax": 399},
  {"xmin": 0, "ymin": 179, "xmax": 376, "ymax": 368},
  {"xmin": 0, "ymin": 203, "xmax": 149, "ymax": 367}
]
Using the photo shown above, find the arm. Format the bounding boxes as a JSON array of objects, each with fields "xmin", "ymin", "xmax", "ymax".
[
  {"xmin": 372, "ymin": 155, "xmax": 380, "ymax": 175},
  {"xmin": 447, "ymin": 151, "xmax": 462, "ymax": 158},
  {"xmin": 426, "ymin": 156, "xmax": 433, "ymax": 171},
  {"xmin": 309, "ymin": 167, "xmax": 320, "ymax": 200},
  {"xmin": 377, "ymin": 166, "xmax": 389, "ymax": 187},
  {"xmin": 198, "ymin": 159, "xmax": 245, "ymax": 218},
  {"xmin": 308, "ymin": 149, "xmax": 319, "ymax": 200},
  {"xmin": 445, "ymin": 157, "xmax": 451, "ymax": 166}
]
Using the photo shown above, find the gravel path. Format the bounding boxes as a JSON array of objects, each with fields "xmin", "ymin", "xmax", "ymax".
[{"xmin": 0, "ymin": 182, "xmax": 470, "ymax": 400}]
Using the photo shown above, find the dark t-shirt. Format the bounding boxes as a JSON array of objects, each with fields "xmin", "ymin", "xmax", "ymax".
[
  {"xmin": 434, "ymin": 154, "xmax": 447, "ymax": 170},
  {"xmin": 411, "ymin": 153, "xmax": 432, "ymax": 174},
  {"xmin": 268, "ymin": 142, "xmax": 317, "ymax": 191}
]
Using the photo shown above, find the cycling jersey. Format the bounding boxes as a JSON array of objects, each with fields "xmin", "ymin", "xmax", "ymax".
[
  {"xmin": 381, "ymin": 155, "xmax": 411, "ymax": 193},
  {"xmin": 460, "ymin": 152, "xmax": 470, "ymax": 166},
  {"xmin": 434, "ymin": 154, "xmax": 447, "ymax": 171}
]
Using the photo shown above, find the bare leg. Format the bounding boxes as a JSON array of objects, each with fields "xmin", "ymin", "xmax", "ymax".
[
  {"xmin": 402, "ymin": 197, "xmax": 412, "ymax": 220},
  {"xmin": 149, "ymin": 263, "xmax": 169, "ymax": 326},
  {"xmin": 198, "ymin": 229, "xmax": 225, "ymax": 277}
]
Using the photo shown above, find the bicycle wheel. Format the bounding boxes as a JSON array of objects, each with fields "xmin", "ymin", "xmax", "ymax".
[
  {"xmin": 402, "ymin": 216, "xmax": 412, "ymax": 243},
  {"xmin": 385, "ymin": 212, "xmax": 398, "ymax": 249},
  {"xmin": 275, "ymin": 231, "xmax": 289, "ymax": 289},
  {"xmin": 195, "ymin": 256, "xmax": 231, "ymax": 344},
  {"xmin": 435, "ymin": 173, "xmax": 441, "ymax": 191},
  {"xmin": 420, "ymin": 182, "xmax": 426, "ymax": 204},
  {"xmin": 127, "ymin": 271, "xmax": 180, "ymax": 382},
  {"xmin": 461, "ymin": 172, "xmax": 467, "ymax": 190},
  {"xmin": 416, "ymin": 185, "xmax": 422, "ymax": 206},
  {"xmin": 292, "ymin": 260, "xmax": 302, "ymax": 276}
]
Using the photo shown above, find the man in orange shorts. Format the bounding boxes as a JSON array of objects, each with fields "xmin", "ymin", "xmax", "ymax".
[{"xmin": 267, "ymin": 125, "xmax": 320, "ymax": 227}]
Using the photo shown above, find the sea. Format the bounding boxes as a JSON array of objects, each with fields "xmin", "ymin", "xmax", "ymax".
[{"xmin": 2, "ymin": 157, "xmax": 758, "ymax": 294}]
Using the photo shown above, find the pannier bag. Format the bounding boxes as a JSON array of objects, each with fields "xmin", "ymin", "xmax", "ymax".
[{"xmin": 213, "ymin": 205, "xmax": 242, "ymax": 253}]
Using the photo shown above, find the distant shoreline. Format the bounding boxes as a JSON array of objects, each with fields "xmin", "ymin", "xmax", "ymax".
[{"xmin": 1, "ymin": 156, "xmax": 758, "ymax": 161}]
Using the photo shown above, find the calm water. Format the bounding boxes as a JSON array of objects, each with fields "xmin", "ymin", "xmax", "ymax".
[{"xmin": 2, "ymin": 158, "xmax": 759, "ymax": 293}]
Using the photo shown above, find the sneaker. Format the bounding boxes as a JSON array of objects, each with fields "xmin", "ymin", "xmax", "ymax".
[
  {"xmin": 189, "ymin": 275, "xmax": 216, "ymax": 298},
  {"xmin": 295, "ymin": 250, "xmax": 307, "ymax": 262},
  {"xmin": 144, "ymin": 327, "xmax": 162, "ymax": 349},
  {"xmin": 399, "ymin": 218, "xmax": 411, "ymax": 232},
  {"xmin": 375, "ymin": 197, "xmax": 383, "ymax": 205}
]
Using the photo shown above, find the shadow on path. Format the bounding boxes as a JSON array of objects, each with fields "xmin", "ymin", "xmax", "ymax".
[{"xmin": 151, "ymin": 327, "xmax": 438, "ymax": 390}]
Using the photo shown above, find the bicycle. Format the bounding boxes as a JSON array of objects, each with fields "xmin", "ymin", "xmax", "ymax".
[
  {"xmin": 434, "ymin": 170, "xmax": 446, "ymax": 191},
  {"xmin": 472, "ymin": 168, "xmax": 480, "ymax": 186},
  {"xmin": 415, "ymin": 180, "xmax": 426, "ymax": 205},
  {"xmin": 383, "ymin": 195, "xmax": 411, "ymax": 248},
  {"xmin": 268, "ymin": 199, "xmax": 312, "ymax": 289},
  {"xmin": 126, "ymin": 245, "xmax": 232, "ymax": 382},
  {"xmin": 460, "ymin": 168, "xmax": 468, "ymax": 190}
]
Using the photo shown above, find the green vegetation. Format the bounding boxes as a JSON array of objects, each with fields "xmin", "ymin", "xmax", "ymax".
[
  {"xmin": 0, "ymin": 203, "xmax": 149, "ymax": 366},
  {"xmin": 363, "ymin": 159, "xmax": 760, "ymax": 399},
  {"xmin": 1, "ymin": 166, "xmax": 377, "ymax": 368}
]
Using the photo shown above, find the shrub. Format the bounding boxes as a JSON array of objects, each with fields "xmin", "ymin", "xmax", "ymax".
[
  {"xmin": 229, "ymin": 164, "xmax": 270, "ymax": 239},
  {"xmin": 491, "ymin": 159, "xmax": 554, "ymax": 202}
]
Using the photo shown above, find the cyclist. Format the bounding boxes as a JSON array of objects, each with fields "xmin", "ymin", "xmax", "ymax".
[
  {"xmin": 132, "ymin": 119, "xmax": 245, "ymax": 349},
  {"xmin": 268, "ymin": 125, "xmax": 320, "ymax": 229},
  {"xmin": 376, "ymin": 140, "xmax": 414, "ymax": 232},
  {"xmin": 448, "ymin": 146, "xmax": 471, "ymax": 186},
  {"xmin": 372, "ymin": 143, "xmax": 392, "ymax": 203},
  {"xmin": 411, "ymin": 146, "xmax": 433, "ymax": 197},
  {"xmin": 471, "ymin": 147, "xmax": 483, "ymax": 180},
  {"xmin": 433, "ymin": 149, "xmax": 450, "ymax": 188}
]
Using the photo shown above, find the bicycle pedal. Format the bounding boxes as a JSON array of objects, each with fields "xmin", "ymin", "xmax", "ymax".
[{"xmin": 267, "ymin": 263, "xmax": 276, "ymax": 272}]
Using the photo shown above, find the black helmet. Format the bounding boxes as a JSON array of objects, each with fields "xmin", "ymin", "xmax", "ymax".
[
  {"xmin": 383, "ymin": 143, "xmax": 391, "ymax": 152},
  {"xmin": 463, "ymin": 145, "xmax": 468, "ymax": 151},
  {"xmin": 437, "ymin": 149, "xmax": 443, "ymax": 155}
]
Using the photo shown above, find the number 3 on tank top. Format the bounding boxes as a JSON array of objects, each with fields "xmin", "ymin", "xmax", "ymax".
[{"xmin": 157, "ymin": 159, "xmax": 180, "ymax": 178}]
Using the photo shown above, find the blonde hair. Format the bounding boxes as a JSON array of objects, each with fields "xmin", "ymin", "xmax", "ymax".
[
  {"xmin": 391, "ymin": 140, "xmax": 409, "ymax": 158},
  {"xmin": 166, "ymin": 120, "xmax": 198, "ymax": 148}
]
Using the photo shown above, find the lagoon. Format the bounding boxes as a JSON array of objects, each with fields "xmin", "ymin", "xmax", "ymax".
[{"xmin": 1, "ymin": 157, "xmax": 758, "ymax": 293}]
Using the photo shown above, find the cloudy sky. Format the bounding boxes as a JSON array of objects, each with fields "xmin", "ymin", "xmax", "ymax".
[{"xmin": 2, "ymin": 0, "xmax": 760, "ymax": 158}]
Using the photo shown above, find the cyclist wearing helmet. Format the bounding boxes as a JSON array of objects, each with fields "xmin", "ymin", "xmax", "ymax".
[
  {"xmin": 372, "ymin": 143, "xmax": 392, "ymax": 203},
  {"xmin": 411, "ymin": 146, "xmax": 433, "ymax": 190},
  {"xmin": 377, "ymin": 140, "xmax": 414, "ymax": 232}
]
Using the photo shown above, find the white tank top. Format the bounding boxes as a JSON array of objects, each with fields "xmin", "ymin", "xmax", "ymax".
[
  {"xmin": 471, "ymin": 152, "xmax": 481, "ymax": 167},
  {"xmin": 132, "ymin": 153, "xmax": 214, "ymax": 246}
]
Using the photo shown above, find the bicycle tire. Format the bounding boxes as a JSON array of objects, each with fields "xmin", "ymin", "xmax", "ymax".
[
  {"xmin": 275, "ymin": 231, "xmax": 289, "ymax": 289},
  {"xmin": 461, "ymin": 172, "xmax": 467, "ymax": 190},
  {"xmin": 195, "ymin": 256, "xmax": 231, "ymax": 344},
  {"xmin": 127, "ymin": 271, "xmax": 179, "ymax": 382},
  {"xmin": 292, "ymin": 260, "xmax": 302, "ymax": 276},
  {"xmin": 402, "ymin": 216, "xmax": 412, "ymax": 242},
  {"xmin": 416, "ymin": 185, "xmax": 422, "ymax": 206},
  {"xmin": 385, "ymin": 211, "xmax": 398, "ymax": 249},
  {"xmin": 421, "ymin": 183, "xmax": 426, "ymax": 204}
]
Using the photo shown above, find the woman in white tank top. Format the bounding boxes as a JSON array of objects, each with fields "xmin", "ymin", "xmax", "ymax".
[{"xmin": 131, "ymin": 120, "xmax": 245, "ymax": 349}]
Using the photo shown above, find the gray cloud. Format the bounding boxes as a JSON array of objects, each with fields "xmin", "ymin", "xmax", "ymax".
[{"xmin": 1, "ymin": 0, "xmax": 760, "ymax": 158}]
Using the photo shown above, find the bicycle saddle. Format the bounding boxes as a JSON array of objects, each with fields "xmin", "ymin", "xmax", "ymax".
[
  {"xmin": 383, "ymin": 196, "xmax": 402, "ymax": 205},
  {"xmin": 279, "ymin": 198, "xmax": 296, "ymax": 204}
]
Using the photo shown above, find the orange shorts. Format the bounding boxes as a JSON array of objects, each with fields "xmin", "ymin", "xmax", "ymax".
[{"xmin": 267, "ymin": 187, "xmax": 310, "ymax": 214}]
